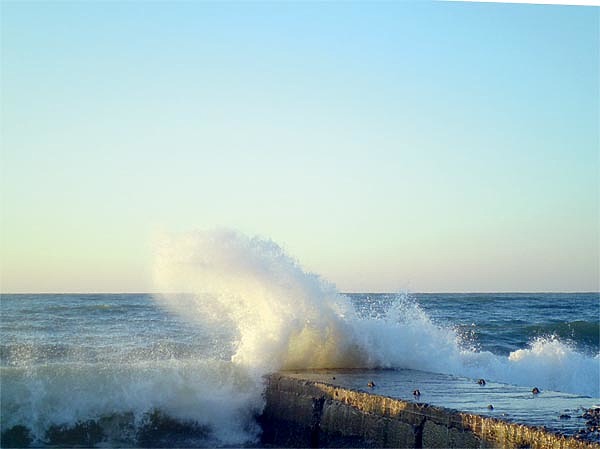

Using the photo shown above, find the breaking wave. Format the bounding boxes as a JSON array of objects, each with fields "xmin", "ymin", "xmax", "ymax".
[
  {"xmin": 153, "ymin": 229, "xmax": 599, "ymax": 396},
  {"xmin": 2, "ymin": 229, "xmax": 598, "ymax": 447}
]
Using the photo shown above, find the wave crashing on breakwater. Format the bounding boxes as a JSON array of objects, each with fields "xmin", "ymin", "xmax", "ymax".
[
  {"xmin": 154, "ymin": 229, "xmax": 599, "ymax": 395},
  {"xmin": 2, "ymin": 229, "xmax": 598, "ymax": 447},
  {"xmin": 151, "ymin": 230, "xmax": 599, "ymax": 444}
]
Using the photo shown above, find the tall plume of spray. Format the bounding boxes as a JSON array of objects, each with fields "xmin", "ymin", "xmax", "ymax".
[
  {"xmin": 154, "ymin": 229, "xmax": 600, "ymax": 402},
  {"xmin": 154, "ymin": 229, "xmax": 482, "ymax": 377},
  {"xmin": 153, "ymin": 229, "xmax": 369, "ymax": 376}
]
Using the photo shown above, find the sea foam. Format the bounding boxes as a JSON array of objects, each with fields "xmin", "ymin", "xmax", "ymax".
[{"xmin": 1, "ymin": 359, "xmax": 261, "ymax": 446}]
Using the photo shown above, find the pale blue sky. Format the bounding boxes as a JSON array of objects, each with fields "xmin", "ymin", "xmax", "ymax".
[{"xmin": 1, "ymin": 1, "xmax": 598, "ymax": 293}]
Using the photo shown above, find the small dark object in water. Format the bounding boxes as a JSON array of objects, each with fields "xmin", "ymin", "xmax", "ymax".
[
  {"xmin": 582, "ymin": 407, "xmax": 600, "ymax": 428},
  {"xmin": 413, "ymin": 389, "xmax": 421, "ymax": 397},
  {"xmin": 487, "ymin": 404, "xmax": 494, "ymax": 410},
  {"xmin": 477, "ymin": 378, "xmax": 486, "ymax": 386},
  {"xmin": 367, "ymin": 380, "xmax": 375, "ymax": 388},
  {"xmin": 332, "ymin": 377, "xmax": 336, "ymax": 380},
  {"xmin": 559, "ymin": 414, "xmax": 571, "ymax": 420},
  {"xmin": 573, "ymin": 408, "xmax": 600, "ymax": 441},
  {"xmin": 532, "ymin": 387, "xmax": 540, "ymax": 394}
]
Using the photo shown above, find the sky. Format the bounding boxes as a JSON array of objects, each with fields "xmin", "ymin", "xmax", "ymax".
[{"xmin": 0, "ymin": 1, "xmax": 598, "ymax": 293}]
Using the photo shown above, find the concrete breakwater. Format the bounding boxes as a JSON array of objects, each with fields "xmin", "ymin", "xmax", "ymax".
[{"xmin": 260, "ymin": 372, "xmax": 599, "ymax": 449}]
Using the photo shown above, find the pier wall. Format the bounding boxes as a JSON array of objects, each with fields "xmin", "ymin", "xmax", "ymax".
[{"xmin": 260, "ymin": 374, "xmax": 598, "ymax": 449}]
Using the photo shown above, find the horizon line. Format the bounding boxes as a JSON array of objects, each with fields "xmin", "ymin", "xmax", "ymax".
[{"xmin": 1, "ymin": 291, "xmax": 598, "ymax": 295}]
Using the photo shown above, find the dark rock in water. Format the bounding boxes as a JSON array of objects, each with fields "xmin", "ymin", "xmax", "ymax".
[
  {"xmin": 1, "ymin": 425, "xmax": 32, "ymax": 448},
  {"xmin": 45, "ymin": 420, "xmax": 104, "ymax": 446},
  {"xmin": 532, "ymin": 387, "xmax": 540, "ymax": 394},
  {"xmin": 559, "ymin": 414, "xmax": 571, "ymax": 420},
  {"xmin": 487, "ymin": 404, "xmax": 494, "ymax": 410},
  {"xmin": 477, "ymin": 378, "xmax": 486, "ymax": 386},
  {"xmin": 582, "ymin": 407, "xmax": 600, "ymax": 427},
  {"xmin": 573, "ymin": 407, "xmax": 600, "ymax": 442},
  {"xmin": 367, "ymin": 380, "xmax": 375, "ymax": 388},
  {"xmin": 582, "ymin": 407, "xmax": 600, "ymax": 420}
]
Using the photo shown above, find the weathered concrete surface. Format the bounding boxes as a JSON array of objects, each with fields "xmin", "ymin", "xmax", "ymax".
[{"xmin": 260, "ymin": 373, "xmax": 600, "ymax": 449}]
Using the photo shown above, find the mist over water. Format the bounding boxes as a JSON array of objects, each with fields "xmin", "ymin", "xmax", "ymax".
[{"xmin": 1, "ymin": 229, "xmax": 598, "ymax": 447}]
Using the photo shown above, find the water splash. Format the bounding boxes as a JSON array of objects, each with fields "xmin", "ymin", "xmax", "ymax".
[
  {"xmin": 3, "ymin": 229, "xmax": 597, "ymax": 447},
  {"xmin": 154, "ymin": 229, "xmax": 367, "ymax": 375},
  {"xmin": 153, "ymin": 229, "xmax": 599, "ymax": 397}
]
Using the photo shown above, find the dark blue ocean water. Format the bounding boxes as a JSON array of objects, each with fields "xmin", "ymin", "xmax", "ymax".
[{"xmin": 1, "ymin": 292, "xmax": 598, "ymax": 447}]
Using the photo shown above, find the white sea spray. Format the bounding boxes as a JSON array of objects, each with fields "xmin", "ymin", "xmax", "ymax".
[{"xmin": 2, "ymin": 229, "xmax": 598, "ymax": 446}]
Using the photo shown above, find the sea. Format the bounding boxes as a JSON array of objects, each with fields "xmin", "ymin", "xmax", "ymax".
[{"xmin": 1, "ymin": 231, "xmax": 599, "ymax": 447}]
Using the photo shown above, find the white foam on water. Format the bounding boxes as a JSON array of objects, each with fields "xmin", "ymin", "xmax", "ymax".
[
  {"xmin": 1, "ymin": 358, "xmax": 261, "ymax": 446},
  {"xmin": 463, "ymin": 337, "xmax": 600, "ymax": 397}
]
